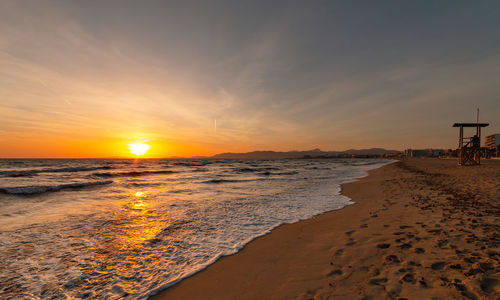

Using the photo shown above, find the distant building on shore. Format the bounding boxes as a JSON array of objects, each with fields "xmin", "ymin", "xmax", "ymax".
[
  {"xmin": 485, "ymin": 134, "xmax": 500, "ymax": 157},
  {"xmin": 404, "ymin": 149, "xmax": 450, "ymax": 158}
]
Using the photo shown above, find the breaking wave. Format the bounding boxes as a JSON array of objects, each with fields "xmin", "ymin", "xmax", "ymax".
[
  {"xmin": 0, "ymin": 180, "xmax": 113, "ymax": 195},
  {"xmin": 0, "ymin": 166, "xmax": 112, "ymax": 177}
]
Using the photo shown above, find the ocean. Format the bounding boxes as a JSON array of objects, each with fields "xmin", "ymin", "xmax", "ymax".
[{"xmin": 0, "ymin": 158, "xmax": 390, "ymax": 299}]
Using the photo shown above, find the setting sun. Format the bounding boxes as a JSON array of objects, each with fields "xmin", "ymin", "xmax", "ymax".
[{"xmin": 128, "ymin": 143, "xmax": 151, "ymax": 156}]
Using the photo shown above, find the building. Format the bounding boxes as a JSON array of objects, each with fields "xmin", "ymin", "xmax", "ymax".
[
  {"xmin": 404, "ymin": 149, "xmax": 445, "ymax": 158},
  {"xmin": 485, "ymin": 134, "xmax": 500, "ymax": 156}
]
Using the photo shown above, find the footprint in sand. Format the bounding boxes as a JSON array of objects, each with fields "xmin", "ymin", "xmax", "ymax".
[
  {"xmin": 430, "ymin": 261, "xmax": 446, "ymax": 270},
  {"xmin": 437, "ymin": 239, "xmax": 449, "ymax": 248},
  {"xmin": 345, "ymin": 240, "xmax": 357, "ymax": 246},
  {"xmin": 376, "ymin": 243, "xmax": 390, "ymax": 249},
  {"xmin": 385, "ymin": 255, "xmax": 400, "ymax": 264},
  {"xmin": 368, "ymin": 278, "xmax": 388, "ymax": 285},
  {"xmin": 419, "ymin": 277, "xmax": 429, "ymax": 288},
  {"xmin": 334, "ymin": 249, "xmax": 344, "ymax": 256},
  {"xmin": 327, "ymin": 269, "xmax": 342, "ymax": 276},
  {"xmin": 402, "ymin": 273, "xmax": 416, "ymax": 284},
  {"xmin": 427, "ymin": 229, "xmax": 442, "ymax": 235},
  {"xmin": 345, "ymin": 230, "xmax": 355, "ymax": 236},
  {"xmin": 415, "ymin": 247, "xmax": 425, "ymax": 254},
  {"xmin": 400, "ymin": 243, "xmax": 412, "ymax": 250}
]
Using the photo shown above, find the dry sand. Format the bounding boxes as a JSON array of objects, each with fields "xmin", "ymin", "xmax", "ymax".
[{"xmin": 151, "ymin": 158, "xmax": 500, "ymax": 299}]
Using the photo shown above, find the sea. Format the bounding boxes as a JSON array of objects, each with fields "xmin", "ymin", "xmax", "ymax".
[{"xmin": 0, "ymin": 158, "xmax": 391, "ymax": 299}]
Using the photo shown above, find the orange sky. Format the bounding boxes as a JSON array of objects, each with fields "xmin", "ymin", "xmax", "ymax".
[{"xmin": 1, "ymin": 1, "xmax": 499, "ymax": 158}]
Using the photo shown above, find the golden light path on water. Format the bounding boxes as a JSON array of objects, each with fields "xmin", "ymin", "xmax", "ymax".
[{"xmin": 119, "ymin": 190, "xmax": 164, "ymax": 249}]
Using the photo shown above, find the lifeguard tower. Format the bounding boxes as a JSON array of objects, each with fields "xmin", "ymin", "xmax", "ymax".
[{"xmin": 453, "ymin": 120, "xmax": 489, "ymax": 166}]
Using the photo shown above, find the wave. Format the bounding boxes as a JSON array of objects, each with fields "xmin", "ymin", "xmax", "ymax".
[
  {"xmin": 0, "ymin": 166, "xmax": 113, "ymax": 177},
  {"xmin": 235, "ymin": 167, "xmax": 257, "ymax": 173},
  {"xmin": 201, "ymin": 179, "xmax": 247, "ymax": 184},
  {"xmin": 233, "ymin": 166, "xmax": 282, "ymax": 173},
  {"xmin": 172, "ymin": 161, "xmax": 212, "ymax": 167},
  {"xmin": 92, "ymin": 170, "xmax": 176, "ymax": 178},
  {"xmin": 0, "ymin": 180, "xmax": 113, "ymax": 196},
  {"xmin": 258, "ymin": 171, "xmax": 298, "ymax": 176}
]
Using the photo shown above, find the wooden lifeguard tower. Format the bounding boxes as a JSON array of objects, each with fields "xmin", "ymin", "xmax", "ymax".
[{"xmin": 453, "ymin": 118, "xmax": 489, "ymax": 166}]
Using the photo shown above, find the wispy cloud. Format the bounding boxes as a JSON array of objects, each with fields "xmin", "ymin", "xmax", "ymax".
[{"xmin": 1, "ymin": 0, "xmax": 499, "ymax": 156}]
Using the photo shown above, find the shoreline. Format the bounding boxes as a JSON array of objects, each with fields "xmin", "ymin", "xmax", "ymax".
[
  {"xmin": 146, "ymin": 160, "xmax": 392, "ymax": 299},
  {"xmin": 149, "ymin": 160, "xmax": 394, "ymax": 299},
  {"xmin": 150, "ymin": 158, "xmax": 499, "ymax": 299}
]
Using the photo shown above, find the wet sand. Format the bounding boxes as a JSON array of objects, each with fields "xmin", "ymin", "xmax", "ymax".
[{"xmin": 151, "ymin": 158, "xmax": 500, "ymax": 299}]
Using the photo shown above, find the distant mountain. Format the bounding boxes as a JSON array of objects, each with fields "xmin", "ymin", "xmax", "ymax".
[{"xmin": 211, "ymin": 148, "xmax": 401, "ymax": 159}]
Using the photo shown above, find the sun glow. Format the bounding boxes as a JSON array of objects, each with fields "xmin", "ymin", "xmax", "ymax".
[{"xmin": 128, "ymin": 143, "xmax": 151, "ymax": 156}]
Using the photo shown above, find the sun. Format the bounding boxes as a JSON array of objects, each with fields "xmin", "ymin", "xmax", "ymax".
[{"xmin": 128, "ymin": 143, "xmax": 151, "ymax": 156}]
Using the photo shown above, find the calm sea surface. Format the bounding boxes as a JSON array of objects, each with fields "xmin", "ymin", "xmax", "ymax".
[{"xmin": 0, "ymin": 158, "xmax": 390, "ymax": 299}]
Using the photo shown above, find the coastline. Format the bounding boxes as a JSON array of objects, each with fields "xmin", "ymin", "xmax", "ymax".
[{"xmin": 150, "ymin": 158, "xmax": 499, "ymax": 299}]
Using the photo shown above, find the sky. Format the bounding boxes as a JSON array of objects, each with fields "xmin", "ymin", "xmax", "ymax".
[{"xmin": 1, "ymin": 0, "xmax": 499, "ymax": 158}]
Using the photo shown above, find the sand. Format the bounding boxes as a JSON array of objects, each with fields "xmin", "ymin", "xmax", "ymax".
[{"xmin": 151, "ymin": 158, "xmax": 500, "ymax": 299}]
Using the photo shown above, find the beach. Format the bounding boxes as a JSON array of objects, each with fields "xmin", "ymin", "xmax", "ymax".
[{"xmin": 152, "ymin": 158, "xmax": 500, "ymax": 299}]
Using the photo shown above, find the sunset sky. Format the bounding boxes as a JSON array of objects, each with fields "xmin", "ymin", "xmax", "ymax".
[{"xmin": 1, "ymin": 0, "xmax": 499, "ymax": 158}]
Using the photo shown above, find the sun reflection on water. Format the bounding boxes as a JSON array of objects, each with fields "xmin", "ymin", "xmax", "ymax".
[{"xmin": 116, "ymin": 190, "xmax": 164, "ymax": 249}]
